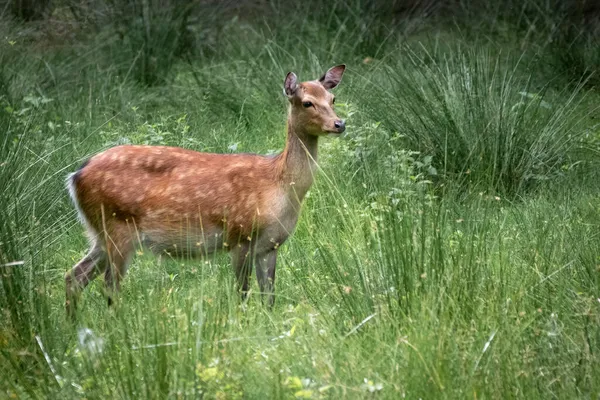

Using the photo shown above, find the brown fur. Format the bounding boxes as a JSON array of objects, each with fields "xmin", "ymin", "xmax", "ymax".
[
  {"xmin": 65, "ymin": 65, "xmax": 346, "ymax": 315},
  {"xmin": 75, "ymin": 147, "xmax": 280, "ymax": 243}
]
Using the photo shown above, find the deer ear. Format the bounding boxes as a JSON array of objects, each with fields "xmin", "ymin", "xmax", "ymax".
[
  {"xmin": 284, "ymin": 72, "xmax": 298, "ymax": 98},
  {"xmin": 319, "ymin": 64, "xmax": 345, "ymax": 90}
]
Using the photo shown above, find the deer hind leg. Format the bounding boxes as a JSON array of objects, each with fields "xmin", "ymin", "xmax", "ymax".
[
  {"xmin": 65, "ymin": 239, "xmax": 107, "ymax": 318},
  {"xmin": 255, "ymin": 248, "xmax": 278, "ymax": 308},
  {"xmin": 103, "ymin": 223, "xmax": 135, "ymax": 307},
  {"xmin": 230, "ymin": 241, "xmax": 253, "ymax": 301}
]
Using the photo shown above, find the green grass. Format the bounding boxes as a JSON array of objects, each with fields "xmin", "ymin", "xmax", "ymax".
[{"xmin": 1, "ymin": 1, "xmax": 600, "ymax": 398}]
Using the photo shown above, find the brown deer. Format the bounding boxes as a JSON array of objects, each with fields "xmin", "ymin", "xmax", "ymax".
[{"xmin": 65, "ymin": 65, "xmax": 346, "ymax": 316}]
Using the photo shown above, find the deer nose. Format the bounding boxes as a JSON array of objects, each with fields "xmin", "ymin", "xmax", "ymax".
[{"xmin": 334, "ymin": 120, "xmax": 346, "ymax": 133}]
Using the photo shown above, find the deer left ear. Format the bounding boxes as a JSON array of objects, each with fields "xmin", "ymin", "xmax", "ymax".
[
  {"xmin": 284, "ymin": 72, "xmax": 298, "ymax": 98},
  {"xmin": 319, "ymin": 64, "xmax": 345, "ymax": 90}
]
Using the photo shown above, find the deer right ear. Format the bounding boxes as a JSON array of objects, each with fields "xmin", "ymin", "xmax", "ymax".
[
  {"xmin": 284, "ymin": 72, "xmax": 298, "ymax": 98},
  {"xmin": 319, "ymin": 65, "xmax": 345, "ymax": 90}
]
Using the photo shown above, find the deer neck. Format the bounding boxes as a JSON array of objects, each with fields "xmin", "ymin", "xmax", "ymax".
[{"xmin": 276, "ymin": 116, "xmax": 319, "ymax": 203}]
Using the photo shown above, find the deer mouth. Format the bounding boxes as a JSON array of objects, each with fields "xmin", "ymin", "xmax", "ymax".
[{"xmin": 324, "ymin": 125, "xmax": 345, "ymax": 135}]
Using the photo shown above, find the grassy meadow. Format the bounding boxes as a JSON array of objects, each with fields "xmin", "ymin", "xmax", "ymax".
[{"xmin": 1, "ymin": 0, "xmax": 600, "ymax": 398}]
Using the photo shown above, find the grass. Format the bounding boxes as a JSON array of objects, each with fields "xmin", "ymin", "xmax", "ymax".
[{"xmin": 1, "ymin": 0, "xmax": 600, "ymax": 398}]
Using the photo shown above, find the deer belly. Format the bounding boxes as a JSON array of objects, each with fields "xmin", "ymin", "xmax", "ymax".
[{"xmin": 140, "ymin": 224, "xmax": 226, "ymax": 257}]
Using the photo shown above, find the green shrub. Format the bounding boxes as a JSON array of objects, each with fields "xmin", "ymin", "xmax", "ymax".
[{"xmin": 360, "ymin": 48, "xmax": 589, "ymax": 195}]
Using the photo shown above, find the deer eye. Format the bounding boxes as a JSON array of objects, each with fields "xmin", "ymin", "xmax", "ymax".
[{"xmin": 302, "ymin": 101, "xmax": 313, "ymax": 108}]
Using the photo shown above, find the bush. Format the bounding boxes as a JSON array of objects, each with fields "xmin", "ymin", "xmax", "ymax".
[
  {"xmin": 106, "ymin": 0, "xmax": 195, "ymax": 86},
  {"xmin": 9, "ymin": 0, "xmax": 53, "ymax": 21},
  {"xmin": 359, "ymin": 48, "xmax": 588, "ymax": 195},
  {"xmin": 545, "ymin": 22, "xmax": 600, "ymax": 90}
]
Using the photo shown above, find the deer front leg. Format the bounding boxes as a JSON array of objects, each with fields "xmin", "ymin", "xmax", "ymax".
[
  {"xmin": 255, "ymin": 249, "xmax": 278, "ymax": 308},
  {"xmin": 230, "ymin": 241, "xmax": 253, "ymax": 301}
]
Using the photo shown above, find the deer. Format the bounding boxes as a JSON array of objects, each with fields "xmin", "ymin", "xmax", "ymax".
[{"xmin": 65, "ymin": 65, "xmax": 346, "ymax": 316}]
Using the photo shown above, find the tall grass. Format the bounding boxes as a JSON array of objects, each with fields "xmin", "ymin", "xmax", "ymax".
[
  {"xmin": 1, "ymin": 0, "xmax": 600, "ymax": 398},
  {"xmin": 358, "ymin": 47, "xmax": 592, "ymax": 195}
]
